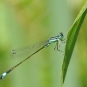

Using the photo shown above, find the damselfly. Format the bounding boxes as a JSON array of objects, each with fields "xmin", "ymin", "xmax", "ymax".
[{"xmin": 0, "ymin": 32, "xmax": 65, "ymax": 79}]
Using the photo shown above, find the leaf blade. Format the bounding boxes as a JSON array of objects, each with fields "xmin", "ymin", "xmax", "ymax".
[{"xmin": 61, "ymin": 1, "xmax": 87, "ymax": 86}]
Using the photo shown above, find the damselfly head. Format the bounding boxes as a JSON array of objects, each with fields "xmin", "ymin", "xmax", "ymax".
[{"xmin": 59, "ymin": 32, "xmax": 64, "ymax": 39}]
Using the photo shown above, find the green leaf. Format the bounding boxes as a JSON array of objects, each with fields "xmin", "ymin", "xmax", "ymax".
[{"xmin": 61, "ymin": 1, "xmax": 87, "ymax": 86}]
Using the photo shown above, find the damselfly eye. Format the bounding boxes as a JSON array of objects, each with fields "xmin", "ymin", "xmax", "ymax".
[
  {"xmin": 60, "ymin": 32, "xmax": 63, "ymax": 36},
  {"xmin": 58, "ymin": 32, "xmax": 64, "ymax": 39}
]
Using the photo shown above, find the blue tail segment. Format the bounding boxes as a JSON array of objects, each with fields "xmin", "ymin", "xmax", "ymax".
[{"xmin": 0, "ymin": 72, "xmax": 7, "ymax": 79}]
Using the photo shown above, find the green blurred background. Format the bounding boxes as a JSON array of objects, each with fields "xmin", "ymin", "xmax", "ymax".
[{"xmin": 0, "ymin": 0, "xmax": 87, "ymax": 87}]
